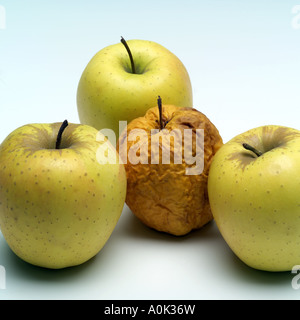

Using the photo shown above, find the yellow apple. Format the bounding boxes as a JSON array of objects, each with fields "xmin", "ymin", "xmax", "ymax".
[
  {"xmin": 0, "ymin": 121, "xmax": 127, "ymax": 269},
  {"xmin": 208, "ymin": 125, "xmax": 300, "ymax": 271},
  {"xmin": 77, "ymin": 38, "xmax": 193, "ymax": 140}
]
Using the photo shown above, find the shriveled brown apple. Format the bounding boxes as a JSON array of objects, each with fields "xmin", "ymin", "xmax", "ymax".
[{"xmin": 117, "ymin": 98, "xmax": 223, "ymax": 236}]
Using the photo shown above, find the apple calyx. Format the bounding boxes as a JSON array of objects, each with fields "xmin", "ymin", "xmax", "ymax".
[
  {"xmin": 120, "ymin": 36, "xmax": 136, "ymax": 74},
  {"xmin": 56, "ymin": 120, "xmax": 69, "ymax": 149},
  {"xmin": 242, "ymin": 143, "xmax": 263, "ymax": 157}
]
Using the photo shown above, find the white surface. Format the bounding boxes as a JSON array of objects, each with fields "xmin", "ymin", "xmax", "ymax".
[{"xmin": 0, "ymin": 0, "xmax": 300, "ymax": 300}]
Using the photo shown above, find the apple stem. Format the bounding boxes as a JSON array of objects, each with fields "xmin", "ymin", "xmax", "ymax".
[
  {"xmin": 242, "ymin": 143, "xmax": 263, "ymax": 157},
  {"xmin": 157, "ymin": 96, "xmax": 163, "ymax": 131},
  {"xmin": 56, "ymin": 120, "xmax": 69, "ymax": 149},
  {"xmin": 121, "ymin": 36, "xmax": 136, "ymax": 74}
]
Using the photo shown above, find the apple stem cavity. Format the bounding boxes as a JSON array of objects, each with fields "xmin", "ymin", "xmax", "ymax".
[
  {"xmin": 242, "ymin": 143, "xmax": 263, "ymax": 157},
  {"xmin": 121, "ymin": 36, "xmax": 136, "ymax": 74},
  {"xmin": 157, "ymin": 96, "xmax": 163, "ymax": 131},
  {"xmin": 56, "ymin": 120, "xmax": 69, "ymax": 150}
]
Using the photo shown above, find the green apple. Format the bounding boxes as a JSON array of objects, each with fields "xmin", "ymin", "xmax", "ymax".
[
  {"xmin": 77, "ymin": 37, "xmax": 193, "ymax": 140},
  {"xmin": 208, "ymin": 125, "xmax": 300, "ymax": 272},
  {"xmin": 0, "ymin": 120, "xmax": 127, "ymax": 269}
]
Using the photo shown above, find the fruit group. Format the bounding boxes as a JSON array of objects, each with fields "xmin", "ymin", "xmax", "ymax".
[
  {"xmin": 77, "ymin": 38, "xmax": 193, "ymax": 139},
  {"xmin": 118, "ymin": 102, "xmax": 223, "ymax": 236},
  {"xmin": 0, "ymin": 121, "xmax": 127, "ymax": 269},
  {"xmin": 208, "ymin": 125, "xmax": 300, "ymax": 271}
]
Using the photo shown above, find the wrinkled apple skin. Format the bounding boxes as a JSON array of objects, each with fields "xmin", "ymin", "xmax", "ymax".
[{"xmin": 118, "ymin": 105, "xmax": 223, "ymax": 236}]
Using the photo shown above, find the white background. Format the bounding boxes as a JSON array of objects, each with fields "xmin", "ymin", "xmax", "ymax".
[{"xmin": 0, "ymin": 0, "xmax": 300, "ymax": 300}]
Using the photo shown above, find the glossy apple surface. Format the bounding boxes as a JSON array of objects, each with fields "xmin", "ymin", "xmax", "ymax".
[
  {"xmin": 0, "ymin": 122, "xmax": 127, "ymax": 269},
  {"xmin": 77, "ymin": 39, "xmax": 193, "ymax": 139},
  {"xmin": 208, "ymin": 125, "xmax": 300, "ymax": 271}
]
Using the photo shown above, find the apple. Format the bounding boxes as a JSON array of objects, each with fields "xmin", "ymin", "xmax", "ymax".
[
  {"xmin": 77, "ymin": 37, "xmax": 193, "ymax": 140},
  {"xmin": 117, "ymin": 98, "xmax": 223, "ymax": 236},
  {"xmin": 0, "ymin": 120, "xmax": 127, "ymax": 269},
  {"xmin": 208, "ymin": 125, "xmax": 300, "ymax": 272}
]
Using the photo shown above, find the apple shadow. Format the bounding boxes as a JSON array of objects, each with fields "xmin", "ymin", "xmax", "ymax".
[
  {"xmin": 117, "ymin": 205, "xmax": 219, "ymax": 243},
  {"xmin": 0, "ymin": 232, "xmax": 104, "ymax": 292},
  {"xmin": 208, "ymin": 235, "xmax": 295, "ymax": 294},
  {"xmin": 222, "ymin": 248, "xmax": 293, "ymax": 287},
  {"xmin": 118, "ymin": 207, "xmax": 295, "ymax": 293}
]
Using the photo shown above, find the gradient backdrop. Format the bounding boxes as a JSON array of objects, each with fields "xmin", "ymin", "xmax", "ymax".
[{"xmin": 0, "ymin": 0, "xmax": 300, "ymax": 300}]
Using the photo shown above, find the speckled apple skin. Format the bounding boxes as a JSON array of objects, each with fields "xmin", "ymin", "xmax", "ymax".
[
  {"xmin": 0, "ymin": 123, "xmax": 126, "ymax": 269},
  {"xmin": 77, "ymin": 39, "xmax": 193, "ymax": 138},
  {"xmin": 208, "ymin": 125, "xmax": 300, "ymax": 272}
]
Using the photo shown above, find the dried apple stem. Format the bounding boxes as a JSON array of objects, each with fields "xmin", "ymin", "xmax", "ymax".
[
  {"xmin": 56, "ymin": 120, "xmax": 69, "ymax": 149},
  {"xmin": 242, "ymin": 143, "xmax": 263, "ymax": 157},
  {"xmin": 157, "ymin": 96, "xmax": 163, "ymax": 131},
  {"xmin": 121, "ymin": 36, "xmax": 136, "ymax": 74}
]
